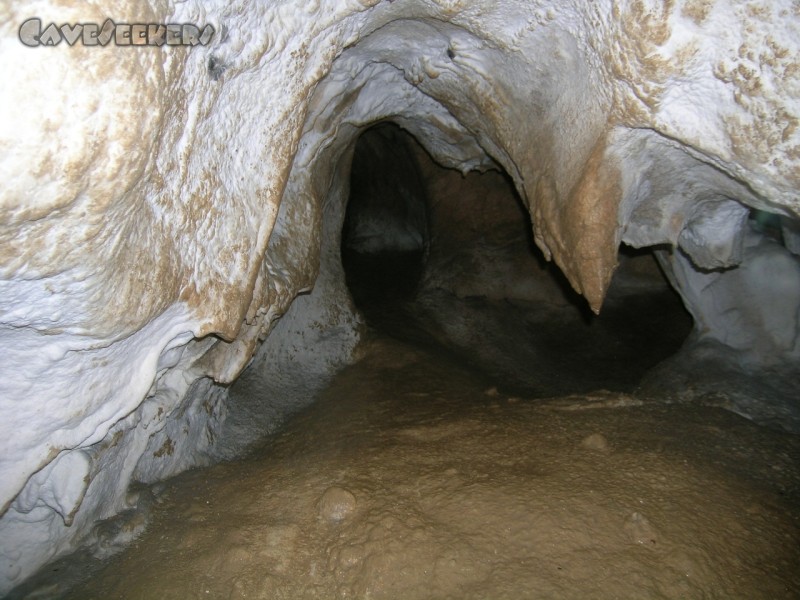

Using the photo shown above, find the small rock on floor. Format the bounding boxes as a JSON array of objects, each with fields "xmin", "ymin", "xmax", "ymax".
[{"xmin": 318, "ymin": 486, "xmax": 357, "ymax": 523}]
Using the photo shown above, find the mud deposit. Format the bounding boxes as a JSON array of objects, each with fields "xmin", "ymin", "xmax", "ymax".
[{"xmin": 39, "ymin": 335, "xmax": 800, "ymax": 599}]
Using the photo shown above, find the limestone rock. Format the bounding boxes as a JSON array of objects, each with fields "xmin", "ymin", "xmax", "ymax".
[
  {"xmin": 1, "ymin": 0, "xmax": 799, "ymax": 593},
  {"xmin": 318, "ymin": 486, "xmax": 358, "ymax": 523}
]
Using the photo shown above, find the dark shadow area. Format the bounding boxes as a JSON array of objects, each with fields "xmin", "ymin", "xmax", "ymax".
[
  {"xmin": 341, "ymin": 123, "xmax": 429, "ymax": 310},
  {"xmin": 341, "ymin": 248, "xmax": 425, "ymax": 307},
  {"xmin": 342, "ymin": 123, "xmax": 693, "ymax": 398}
]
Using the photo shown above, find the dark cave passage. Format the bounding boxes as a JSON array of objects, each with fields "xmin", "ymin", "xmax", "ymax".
[
  {"xmin": 341, "ymin": 123, "xmax": 694, "ymax": 397},
  {"xmin": 341, "ymin": 123, "xmax": 429, "ymax": 311}
]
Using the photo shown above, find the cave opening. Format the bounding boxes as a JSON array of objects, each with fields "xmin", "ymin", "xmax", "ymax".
[
  {"xmin": 341, "ymin": 123, "xmax": 694, "ymax": 397},
  {"xmin": 43, "ymin": 119, "xmax": 795, "ymax": 599},
  {"xmin": 341, "ymin": 122, "xmax": 430, "ymax": 315},
  {"xmin": 5, "ymin": 2, "xmax": 800, "ymax": 596}
]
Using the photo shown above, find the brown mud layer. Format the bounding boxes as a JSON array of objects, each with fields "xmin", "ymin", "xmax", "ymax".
[{"xmin": 55, "ymin": 336, "xmax": 799, "ymax": 599}]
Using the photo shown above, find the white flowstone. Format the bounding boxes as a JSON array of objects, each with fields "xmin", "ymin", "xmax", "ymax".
[
  {"xmin": 1, "ymin": 0, "xmax": 799, "ymax": 593},
  {"xmin": 659, "ymin": 228, "xmax": 800, "ymax": 364}
]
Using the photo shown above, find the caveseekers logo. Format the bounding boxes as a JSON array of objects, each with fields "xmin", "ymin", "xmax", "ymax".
[{"xmin": 19, "ymin": 18, "xmax": 215, "ymax": 47}]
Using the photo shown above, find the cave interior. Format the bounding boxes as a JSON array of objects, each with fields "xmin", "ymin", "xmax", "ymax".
[{"xmin": 2, "ymin": 1, "xmax": 800, "ymax": 597}]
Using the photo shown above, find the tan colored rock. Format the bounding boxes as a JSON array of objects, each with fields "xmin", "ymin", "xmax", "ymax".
[
  {"xmin": 1, "ymin": 0, "xmax": 799, "ymax": 593},
  {"xmin": 318, "ymin": 486, "xmax": 358, "ymax": 523}
]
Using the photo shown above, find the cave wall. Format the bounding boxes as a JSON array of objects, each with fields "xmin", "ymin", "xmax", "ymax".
[
  {"xmin": 413, "ymin": 141, "xmax": 579, "ymax": 306},
  {"xmin": 1, "ymin": 0, "xmax": 800, "ymax": 592}
]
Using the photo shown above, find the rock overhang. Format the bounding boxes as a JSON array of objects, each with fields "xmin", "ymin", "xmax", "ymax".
[{"xmin": 1, "ymin": 0, "xmax": 799, "ymax": 594}]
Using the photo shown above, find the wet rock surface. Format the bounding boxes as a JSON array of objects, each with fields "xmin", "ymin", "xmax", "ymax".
[
  {"xmin": 4, "ymin": 3, "xmax": 800, "ymax": 589},
  {"xmin": 18, "ymin": 334, "xmax": 799, "ymax": 600}
]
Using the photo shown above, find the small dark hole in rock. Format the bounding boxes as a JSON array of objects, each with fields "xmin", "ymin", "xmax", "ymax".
[{"xmin": 207, "ymin": 55, "xmax": 226, "ymax": 81}]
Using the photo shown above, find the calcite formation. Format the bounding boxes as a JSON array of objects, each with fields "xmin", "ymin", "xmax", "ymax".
[{"xmin": 1, "ymin": 0, "xmax": 798, "ymax": 592}]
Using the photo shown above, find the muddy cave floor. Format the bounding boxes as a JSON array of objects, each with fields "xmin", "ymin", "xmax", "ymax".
[{"xmin": 17, "ymin": 278, "xmax": 800, "ymax": 599}]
